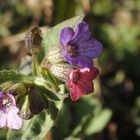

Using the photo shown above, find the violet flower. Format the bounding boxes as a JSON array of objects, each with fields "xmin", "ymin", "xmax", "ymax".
[
  {"xmin": 0, "ymin": 91, "xmax": 22, "ymax": 129},
  {"xmin": 67, "ymin": 67, "xmax": 99, "ymax": 101},
  {"xmin": 60, "ymin": 21, "xmax": 103, "ymax": 68}
]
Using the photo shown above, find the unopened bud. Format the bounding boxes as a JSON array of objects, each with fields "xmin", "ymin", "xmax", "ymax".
[
  {"xmin": 18, "ymin": 95, "xmax": 33, "ymax": 119},
  {"xmin": 17, "ymin": 84, "xmax": 49, "ymax": 120},
  {"xmin": 29, "ymin": 85, "xmax": 49, "ymax": 114},
  {"xmin": 41, "ymin": 46, "xmax": 75, "ymax": 81},
  {"xmin": 25, "ymin": 26, "xmax": 42, "ymax": 55}
]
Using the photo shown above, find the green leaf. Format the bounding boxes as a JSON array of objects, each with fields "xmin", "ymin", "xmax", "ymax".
[
  {"xmin": 7, "ymin": 86, "xmax": 65, "ymax": 140},
  {"xmin": 40, "ymin": 14, "xmax": 85, "ymax": 58},
  {"xmin": 71, "ymin": 96, "xmax": 102, "ymax": 136},
  {"xmin": 35, "ymin": 84, "xmax": 61, "ymax": 101},
  {"xmin": 0, "ymin": 82, "xmax": 27, "ymax": 96},
  {"xmin": 52, "ymin": 104, "xmax": 71, "ymax": 140},
  {"xmin": 73, "ymin": 96, "xmax": 102, "ymax": 126},
  {"xmin": 72, "ymin": 108, "xmax": 112, "ymax": 137},
  {"xmin": 71, "ymin": 96, "xmax": 112, "ymax": 136},
  {"xmin": 0, "ymin": 70, "xmax": 33, "ymax": 84},
  {"xmin": 34, "ymin": 77, "xmax": 61, "ymax": 101},
  {"xmin": 84, "ymin": 108, "xmax": 112, "ymax": 135}
]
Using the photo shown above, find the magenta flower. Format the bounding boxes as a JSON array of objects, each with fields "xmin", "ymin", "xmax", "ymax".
[
  {"xmin": 60, "ymin": 22, "xmax": 103, "ymax": 68},
  {"xmin": 0, "ymin": 91, "xmax": 22, "ymax": 129},
  {"xmin": 67, "ymin": 67, "xmax": 99, "ymax": 101}
]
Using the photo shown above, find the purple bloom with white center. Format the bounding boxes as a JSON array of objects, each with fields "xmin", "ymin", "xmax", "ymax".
[
  {"xmin": 0, "ymin": 91, "xmax": 22, "ymax": 129},
  {"xmin": 60, "ymin": 21, "xmax": 103, "ymax": 68}
]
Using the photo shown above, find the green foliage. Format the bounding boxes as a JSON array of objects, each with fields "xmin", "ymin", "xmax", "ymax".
[
  {"xmin": 101, "ymin": 24, "xmax": 140, "ymax": 59},
  {"xmin": 7, "ymin": 99, "xmax": 64, "ymax": 140},
  {"xmin": 0, "ymin": 70, "xmax": 33, "ymax": 84},
  {"xmin": 72, "ymin": 96, "xmax": 112, "ymax": 136},
  {"xmin": 33, "ymin": 82, "xmax": 61, "ymax": 101},
  {"xmin": 84, "ymin": 108, "xmax": 112, "ymax": 135},
  {"xmin": 92, "ymin": 0, "xmax": 116, "ymax": 16},
  {"xmin": 53, "ymin": 0, "xmax": 76, "ymax": 24},
  {"xmin": 52, "ymin": 96, "xmax": 112, "ymax": 139}
]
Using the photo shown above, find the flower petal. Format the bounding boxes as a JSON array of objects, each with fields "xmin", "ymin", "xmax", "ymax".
[
  {"xmin": 0, "ymin": 91, "xmax": 3, "ymax": 97},
  {"xmin": 60, "ymin": 27, "xmax": 74, "ymax": 46},
  {"xmin": 80, "ymin": 67, "xmax": 99, "ymax": 81},
  {"xmin": 69, "ymin": 80, "xmax": 94, "ymax": 101},
  {"xmin": 71, "ymin": 22, "xmax": 91, "ymax": 44},
  {"xmin": 7, "ymin": 106, "xmax": 22, "ymax": 129},
  {"xmin": 7, "ymin": 93, "xmax": 16, "ymax": 106},
  {"xmin": 0, "ymin": 112, "xmax": 7, "ymax": 128},
  {"xmin": 77, "ymin": 80, "xmax": 94, "ymax": 94},
  {"xmin": 63, "ymin": 39, "xmax": 103, "ymax": 67},
  {"xmin": 70, "ymin": 85, "xmax": 81, "ymax": 101},
  {"xmin": 64, "ymin": 54, "xmax": 93, "ymax": 68},
  {"xmin": 67, "ymin": 81, "xmax": 81, "ymax": 101},
  {"xmin": 78, "ymin": 38, "xmax": 103, "ymax": 58}
]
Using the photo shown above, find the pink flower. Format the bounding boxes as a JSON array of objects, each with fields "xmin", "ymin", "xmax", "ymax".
[
  {"xmin": 67, "ymin": 67, "xmax": 99, "ymax": 101},
  {"xmin": 0, "ymin": 91, "xmax": 22, "ymax": 129}
]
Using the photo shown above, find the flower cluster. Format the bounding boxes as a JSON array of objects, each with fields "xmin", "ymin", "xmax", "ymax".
[
  {"xmin": 60, "ymin": 21, "xmax": 103, "ymax": 101},
  {"xmin": 0, "ymin": 21, "xmax": 103, "ymax": 131}
]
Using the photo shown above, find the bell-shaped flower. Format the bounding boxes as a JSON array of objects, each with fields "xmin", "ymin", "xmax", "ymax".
[
  {"xmin": 67, "ymin": 67, "xmax": 99, "ymax": 101},
  {"xmin": 0, "ymin": 91, "xmax": 22, "ymax": 129},
  {"xmin": 60, "ymin": 22, "xmax": 103, "ymax": 68}
]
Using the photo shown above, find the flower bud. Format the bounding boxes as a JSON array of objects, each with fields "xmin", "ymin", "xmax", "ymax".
[
  {"xmin": 28, "ymin": 85, "xmax": 49, "ymax": 114},
  {"xmin": 18, "ymin": 94, "xmax": 33, "ymax": 119},
  {"xmin": 41, "ymin": 46, "xmax": 75, "ymax": 81},
  {"xmin": 17, "ymin": 85, "xmax": 49, "ymax": 119},
  {"xmin": 25, "ymin": 26, "xmax": 42, "ymax": 55}
]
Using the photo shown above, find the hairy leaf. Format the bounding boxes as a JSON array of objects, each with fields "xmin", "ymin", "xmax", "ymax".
[{"xmin": 0, "ymin": 70, "xmax": 33, "ymax": 84}]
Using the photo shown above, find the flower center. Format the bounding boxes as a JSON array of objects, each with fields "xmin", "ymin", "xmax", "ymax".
[
  {"xmin": 67, "ymin": 45, "xmax": 77, "ymax": 57},
  {"xmin": 3, "ymin": 98, "xmax": 12, "ymax": 107},
  {"xmin": 71, "ymin": 71, "xmax": 80, "ymax": 83},
  {"xmin": 0, "ymin": 94, "xmax": 13, "ymax": 111}
]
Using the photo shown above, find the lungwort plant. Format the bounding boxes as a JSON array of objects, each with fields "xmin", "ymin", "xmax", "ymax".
[{"xmin": 0, "ymin": 14, "xmax": 103, "ymax": 140}]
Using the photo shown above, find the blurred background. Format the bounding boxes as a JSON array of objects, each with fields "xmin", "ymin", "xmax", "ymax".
[{"xmin": 0, "ymin": 0, "xmax": 140, "ymax": 140}]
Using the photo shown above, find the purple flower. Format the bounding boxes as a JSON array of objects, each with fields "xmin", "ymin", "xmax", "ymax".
[
  {"xmin": 60, "ymin": 22, "xmax": 103, "ymax": 68},
  {"xmin": 0, "ymin": 91, "xmax": 22, "ymax": 129}
]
